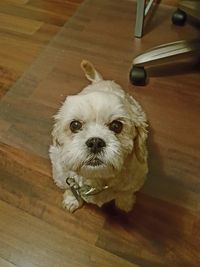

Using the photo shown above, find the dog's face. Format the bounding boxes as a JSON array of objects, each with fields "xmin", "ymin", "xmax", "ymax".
[
  {"xmin": 53, "ymin": 92, "xmax": 147, "ymax": 178},
  {"xmin": 52, "ymin": 60, "xmax": 147, "ymax": 178}
]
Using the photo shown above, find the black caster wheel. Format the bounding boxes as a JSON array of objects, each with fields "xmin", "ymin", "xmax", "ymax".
[
  {"xmin": 129, "ymin": 66, "xmax": 147, "ymax": 86},
  {"xmin": 172, "ymin": 9, "xmax": 187, "ymax": 26}
]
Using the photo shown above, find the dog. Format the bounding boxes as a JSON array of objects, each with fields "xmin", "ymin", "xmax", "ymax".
[{"xmin": 49, "ymin": 60, "xmax": 148, "ymax": 213}]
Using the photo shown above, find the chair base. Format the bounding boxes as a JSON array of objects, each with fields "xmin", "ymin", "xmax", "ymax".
[{"xmin": 130, "ymin": 39, "xmax": 200, "ymax": 86}]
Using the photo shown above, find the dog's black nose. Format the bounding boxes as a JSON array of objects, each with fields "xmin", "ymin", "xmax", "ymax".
[{"xmin": 86, "ymin": 137, "xmax": 106, "ymax": 154}]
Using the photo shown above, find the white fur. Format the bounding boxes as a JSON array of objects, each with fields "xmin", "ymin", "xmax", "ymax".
[{"xmin": 49, "ymin": 60, "xmax": 148, "ymax": 213}]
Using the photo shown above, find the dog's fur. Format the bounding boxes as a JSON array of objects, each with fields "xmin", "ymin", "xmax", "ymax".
[{"xmin": 49, "ymin": 60, "xmax": 148, "ymax": 213}]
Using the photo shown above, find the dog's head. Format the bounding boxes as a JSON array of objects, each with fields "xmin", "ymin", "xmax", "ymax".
[{"xmin": 52, "ymin": 61, "xmax": 148, "ymax": 178}]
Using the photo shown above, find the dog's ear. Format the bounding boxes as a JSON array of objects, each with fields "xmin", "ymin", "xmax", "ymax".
[
  {"xmin": 134, "ymin": 123, "xmax": 148, "ymax": 163},
  {"xmin": 81, "ymin": 60, "xmax": 103, "ymax": 83},
  {"xmin": 52, "ymin": 121, "xmax": 63, "ymax": 147},
  {"xmin": 51, "ymin": 109, "xmax": 67, "ymax": 147},
  {"xmin": 127, "ymin": 96, "xmax": 148, "ymax": 163},
  {"xmin": 51, "ymin": 95, "xmax": 77, "ymax": 147}
]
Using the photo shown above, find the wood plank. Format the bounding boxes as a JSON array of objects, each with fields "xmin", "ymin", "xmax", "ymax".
[
  {"xmin": 28, "ymin": 0, "xmax": 81, "ymax": 17},
  {"xmin": 0, "ymin": 0, "xmax": 82, "ymax": 99},
  {"xmin": 0, "ymin": 13, "xmax": 43, "ymax": 35},
  {"xmin": 0, "ymin": 142, "xmax": 106, "ymax": 244},
  {"xmin": 5, "ymin": 0, "xmax": 29, "ymax": 4},
  {"xmin": 161, "ymin": 0, "xmax": 178, "ymax": 6},
  {"xmin": 0, "ymin": 200, "xmax": 137, "ymax": 267},
  {"xmin": 0, "ymin": 257, "xmax": 17, "ymax": 267},
  {"xmin": 97, "ymin": 193, "xmax": 199, "ymax": 267},
  {"xmin": 0, "ymin": 1, "xmax": 67, "ymax": 26},
  {"xmin": 0, "ymin": 0, "xmax": 199, "ymax": 266}
]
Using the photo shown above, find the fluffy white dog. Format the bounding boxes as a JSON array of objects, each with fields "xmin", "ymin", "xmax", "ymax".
[{"xmin": 49, "ymin": 60, "xmax": 148, "ymax": 213}]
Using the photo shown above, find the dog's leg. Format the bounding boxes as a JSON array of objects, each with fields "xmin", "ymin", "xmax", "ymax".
[
  {"xmin": 49, "ymin": 145, "xmax": 68, "ymax": 189},
  {"xmin": 63, "ymin": 189, "xmax": 83, "ymax": 213},
  {"xmin": 115, "ymin": 192, "xmax": 136, "ymax": 212},
  {"xmin": 51, "ymin": 164, "xmax": 68, "ymax": 189}
]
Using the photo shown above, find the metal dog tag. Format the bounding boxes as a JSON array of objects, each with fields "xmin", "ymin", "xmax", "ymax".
[{"xmin": 66, "ymin": 177, "xmax": 81, "ymax": 202}]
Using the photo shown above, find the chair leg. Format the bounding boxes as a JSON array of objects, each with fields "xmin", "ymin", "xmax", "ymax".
[
  {"xmin": 130, "ymin": 39, "xmax": 200, "ymax": 86},
  {"xmin": 132, "ymin": 40, "xmax": 199, "ymax": 66},
  {"xmin": 134, "ymin": 0, "xmax": 145, "ymax": 38}
]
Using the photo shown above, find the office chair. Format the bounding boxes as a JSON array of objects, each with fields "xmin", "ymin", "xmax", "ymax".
[{"xmin": 130, "ymin": 0, "xmax": 200, "ymax": 86}]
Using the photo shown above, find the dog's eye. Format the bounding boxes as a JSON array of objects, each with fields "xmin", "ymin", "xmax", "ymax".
[
  {"xmin": 70, "ymin": 120, "xmax": 82, "ymax": 133},
  {"xmin": 109, "ymin": 120, "xmax": 123, "ymax": 134}
]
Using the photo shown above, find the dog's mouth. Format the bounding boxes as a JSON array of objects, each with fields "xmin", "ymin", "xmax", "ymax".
[{"xmin": 85, "ymin": 157, "xmax": 103, "ymax": 167}]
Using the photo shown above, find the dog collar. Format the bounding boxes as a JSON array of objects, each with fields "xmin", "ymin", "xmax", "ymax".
[{"xmin": 66, "ymin": 177, "xmax": 109, "ymax": 201}]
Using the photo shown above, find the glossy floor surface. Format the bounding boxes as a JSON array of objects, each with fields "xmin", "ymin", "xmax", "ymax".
[{"xmin": 0, "ymin": 0, "xmax": 200, "ymax": 266}]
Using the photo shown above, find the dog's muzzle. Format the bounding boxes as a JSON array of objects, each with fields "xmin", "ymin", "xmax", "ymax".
[{"xmin": 85, "ymin": 157, "xmax": 103, "ymax": 167}]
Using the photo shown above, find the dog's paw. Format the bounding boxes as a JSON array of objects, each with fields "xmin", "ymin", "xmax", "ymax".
[
  {"xmin": 62, "ymin": 190, "xmax": 83, "ymax": 213},
  {"xmin": 115, "ymin": 194, "xmax": 136, "ymax": 213},
  {"xmin": 54, "ymin": 179, "xmax": 68, "ymax": 189}
]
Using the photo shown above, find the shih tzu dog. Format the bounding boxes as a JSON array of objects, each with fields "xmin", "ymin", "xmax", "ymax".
[{"xmin": 49, "ymin": 60, "xmax": 148, "ymax": 213}]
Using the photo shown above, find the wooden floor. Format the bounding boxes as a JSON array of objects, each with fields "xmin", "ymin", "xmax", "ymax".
[
  {"xmin": 0, "ymin": 0, "xmax": 82, "ymax": 99},
  {"xmin": 0, "ymin": 0, "xmax": 200, "ymax": 267}
]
